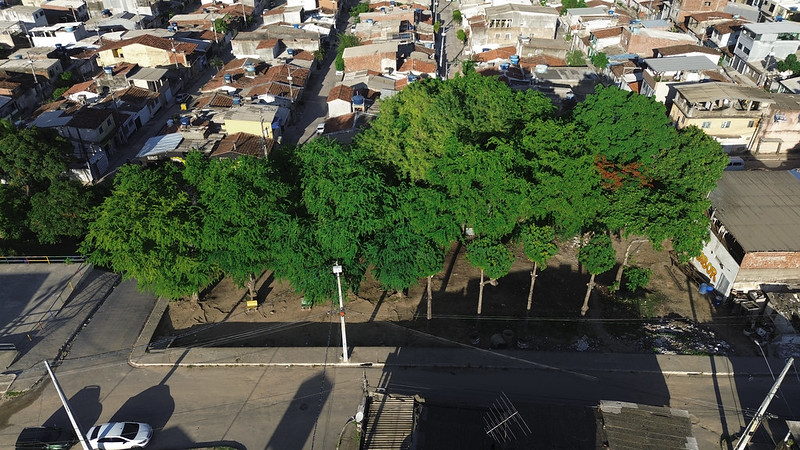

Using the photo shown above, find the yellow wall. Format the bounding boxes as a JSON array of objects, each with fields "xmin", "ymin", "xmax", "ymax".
[
  {"xmin": 224, "ymin": 119, "xmax": 273, "ymax": 139},
  {"xmin": 97, "ymin": 44, "xmax": 176, "ymax": 69},
  {"xmin": 670, "ymin": 109, "xmax": 759, "ymax": 138}
]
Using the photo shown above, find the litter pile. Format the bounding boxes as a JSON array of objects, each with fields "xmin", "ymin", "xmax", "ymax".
[{"xmin": 636, "ymin": 319, "xmax": 732, "ymax": 356}]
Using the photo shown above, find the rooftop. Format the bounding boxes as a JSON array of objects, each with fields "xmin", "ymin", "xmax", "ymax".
[
  {"xmin": 709, "ymin": 170, "xmax": 800, "ymax": 252},
  {"xmin": 673, "ymin": 82, "xmax": 773, "ymax": 103},
  {"xmin": 743, "ymin": 22, "xmax": 800, "ymax": 34},
  {"xmin": 644, "ymin": 55, "xmax": 719, "ymax": 72},
  {"xmin": 599, "ymin": 400, "xmax": 697, "ymax": 450}
]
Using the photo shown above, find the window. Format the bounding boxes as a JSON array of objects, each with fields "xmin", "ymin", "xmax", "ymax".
[
  {"xmin": 743, "ymin": 46, "xmax": 750, "ymax": 55},
  {"xmin": 748, "ymin": 120, "xmax": 755, "ymax": 127},
  {"xmin": 704, "ymin": 1, "xmax": 710, "ymax": 5},
  {"xmin": 505, "ymin": 33, "xmax": 511, "ymax": 40},
  {"xmin": 702, "ymin": 121, "xmax": 711, "ymax": 128},
  {"xmin": 774, "ymin": 114, "xmax": 786, "ymax": 122},
  {"xmin": 737, "ymin": 43, "xmax": 743, "ymax": 50},
  {"xmin": 98, "ymin": 125, "xmax": 104, "ymax": 133},
  {"xmin": 721, "ymin": 121, "xmax": 731, "ymax": 128},
  {"xmin": 106, "ymin": 117, "xmax": 112, "ymax": 126}
]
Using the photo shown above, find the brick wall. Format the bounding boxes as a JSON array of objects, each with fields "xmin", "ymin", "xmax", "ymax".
[{"xmin": 741, "ymin": 252, "xmax": 800, "ymax": 270}]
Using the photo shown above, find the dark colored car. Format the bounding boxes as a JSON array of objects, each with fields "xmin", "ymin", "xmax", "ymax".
[{"xmin": 15, "ymin": 426, "xmax": 78, "ymax": 450}]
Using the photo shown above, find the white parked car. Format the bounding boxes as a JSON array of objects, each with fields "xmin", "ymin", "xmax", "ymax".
[
  {"xmin": 87, "ymin": 422, "xmax": 152, "ymax": 449},
  {"xmin": 316, "ymin": 123, "xmax": 326, "ymax": 134}
]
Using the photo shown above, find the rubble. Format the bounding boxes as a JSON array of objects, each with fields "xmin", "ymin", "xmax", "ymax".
[{"xmin": 636, "ymin": 319, "xmax": 732, "ymax": 356}]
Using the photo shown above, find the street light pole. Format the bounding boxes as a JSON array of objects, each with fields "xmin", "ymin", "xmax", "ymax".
[{"xmin": 333, "ymin": 263, "xmax": 349, "ymax": 362}]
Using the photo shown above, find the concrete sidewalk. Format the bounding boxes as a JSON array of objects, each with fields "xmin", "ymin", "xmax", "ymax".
[
  {"xmin": 129, "ymin": 296, "xmax": 787, "ymax": 378},
  {"xmin": 3, "ymin": 267, "xmax": 120, "ymax": 393}
]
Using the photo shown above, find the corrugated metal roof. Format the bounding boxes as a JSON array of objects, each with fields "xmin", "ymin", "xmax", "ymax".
[
  {"xmin": 643, "ymin": 55, "xmax": 718, "ymax": 72},
  {"xmin": 363, "ymin": 393, "xmax": 418, "ymax": 450},
  {"xmin": 600, "ymin": 401, "xmax": 697, "ymax": 450},
  {"xmin": 136, "ymin": 133, "xmax": 183, "ymax": 158},
  {"xmin": 709, "ymin": 170, "xmax": 800, "ymax": 252},
  {"xmin": 673, "ymin": 82, "xmax": 773, "ymax": 103}
]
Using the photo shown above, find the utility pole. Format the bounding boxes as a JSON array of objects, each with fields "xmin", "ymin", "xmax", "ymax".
[
  {"xmin": 734, "ymin": 357, "xmax": 794, "ymax": 450},
  {"xmin": 333, "ymin": 263, "xmax": 349, "ymax": 362},
  {"xmin": 44, "ymin": 361, "xmax": 91, "ymax": 450}
]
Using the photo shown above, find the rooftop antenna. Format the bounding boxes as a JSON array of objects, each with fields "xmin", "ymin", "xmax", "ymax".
[{"xmin": 483, "ymin": 392, "xmax": 532, "ymax": 445}]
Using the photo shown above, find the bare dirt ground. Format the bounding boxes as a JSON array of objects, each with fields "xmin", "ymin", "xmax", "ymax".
[{"xmin": 152, "ymin": 237, "xmax": 758, "ymax": 356}]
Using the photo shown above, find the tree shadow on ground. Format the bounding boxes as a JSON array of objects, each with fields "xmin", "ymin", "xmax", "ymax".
[
  {"xmin": 264, "ymin": 371, "xmax": 331, "ymax": 450},
  {"xmin": 43, "ymin": 384, "xmax": 102, "ymax": 431},
  {"xmin": 108, "ymin": 384, "xmax": 175, "ymax": 432}
]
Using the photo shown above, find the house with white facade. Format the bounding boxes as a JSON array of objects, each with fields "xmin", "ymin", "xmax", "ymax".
[{"xmin": 731, "ymin": 22, "xmax": 800, "ymax": 86}]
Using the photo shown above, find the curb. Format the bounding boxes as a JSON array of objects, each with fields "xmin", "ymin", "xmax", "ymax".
[{"xmin": 126, "ymin": 292, "xmax": 786, "ymax": 377}]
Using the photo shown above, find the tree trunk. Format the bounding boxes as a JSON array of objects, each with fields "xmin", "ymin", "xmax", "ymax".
[
  {"xmin": 426, "ymin": 275, "xmax": 433, "ymax": 320},
  {"xmin": 247, "ymin": 273, "xmax": 256, "ymax": 301},
  {"xmin": 526, "ymin": 261, "xmax": 538, "ymax": 314},
  {"xmin": 615, "ymin": 239, "xmax": 648, "ymax": 286},
  {"xmin": 580, "ymin": 273, "xmax": 596, "ymax": 316},
  {"xmin": 477, "ymin": 269, "xmax": 484, "ymax": 315}
]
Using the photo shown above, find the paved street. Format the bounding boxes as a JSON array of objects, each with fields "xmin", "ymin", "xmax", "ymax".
[{"xmin": 2, "ymin": 263, "xmax": 800, "ymax": 449}]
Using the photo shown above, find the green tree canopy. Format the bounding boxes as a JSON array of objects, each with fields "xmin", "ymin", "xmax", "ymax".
[
  {"xmin": 28, "ymin": 178, "xmax": 97, "ymax": 245},
  {"xmin": 80, "ymin": 163, "xmax": 218, "ymax": 299},
  {"xmin": 0, "ymin": 120, "xmax": 71, "ymax": 195}
]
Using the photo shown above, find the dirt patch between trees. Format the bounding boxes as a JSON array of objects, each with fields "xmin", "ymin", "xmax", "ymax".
[{"xmin": 152, "ymin": 238, "xmax": 758, "ymax": 356}]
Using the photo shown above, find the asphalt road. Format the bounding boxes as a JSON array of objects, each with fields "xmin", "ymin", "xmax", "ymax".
[{"xmin": 3, "ymin": 347, "xmax": 800, "ymax": 449}]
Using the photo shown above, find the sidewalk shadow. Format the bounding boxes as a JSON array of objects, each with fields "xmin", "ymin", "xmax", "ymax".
[
  {"xmin": 155, "ymin": 426, "xmax": 246, "ymax": 450},
  {"xmin": 264, "ymin": 371, "xmax": 331, "ymax": 450},
  {"xmin": 43, "ymin": 384, "xmax": 102, "ymax": 431},
  {"xmin": 108, "ymin": 384, "xmax": 175, "ymax": 432}
]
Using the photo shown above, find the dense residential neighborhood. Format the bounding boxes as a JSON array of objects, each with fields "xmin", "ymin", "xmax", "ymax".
[{"xmin": 2, "ymin": 0, "xmax": 800, "ymax": 447}]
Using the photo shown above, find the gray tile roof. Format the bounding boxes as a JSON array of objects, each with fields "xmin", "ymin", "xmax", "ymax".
[{"xmin": 709, "ymin": 170, "xmax": 800, "ymax": 252}]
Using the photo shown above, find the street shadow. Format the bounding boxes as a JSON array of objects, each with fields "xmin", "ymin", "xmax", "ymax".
[
  {"xmin": 154, "ymin": 426, "xmax": 246, "ymax": 450},
  {"xmin": 256, "ymin": 271, "xmax": 275, "ymax": 303},
  {"xmin": 0, "ymin": 272, "xmax": 47, "ymax": 341},
  {"xmin": 264, "ymin": 371, "xmax": 332, "ymax": 450},
  {"xmin": 43, "ymin": 384, "xmax": 102, "ymax": 431},
  {"xmin": 108, "ymin": 384, "xmax": 175, "ymax": 432},
  {"xmin": 373, "ymin": 342, "xmax": 673, "ymax": 449}
]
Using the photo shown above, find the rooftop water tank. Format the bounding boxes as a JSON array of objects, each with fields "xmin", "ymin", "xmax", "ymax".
[
  {"xmin": 245, "ymin": 63, "xmax": 256, "ymax": 74},
  {"xmin": 104, "ymin": 66, "xmax": 113, "ymax": 75},
  {"xmin": 510, "ymin": 54, "xmax": 520, "ymax": 65},
  {"xmin": 65, "ymin": 26, "xmax": 74, "ymax": 32},
  {"xmin": 407, "ymin": 73, "xmax": 418, "ymax": 82},
  {"xmin": 167, "ymin": 26, "xmax": 175, "ymax": 32},
  {"xmin": 293, "ymin": 23, "xmax": 299, "ymax": 28},
  {"xmin": 14, "ymin": 54, "xmax": 22, "ymax": 59},
  {"xmin": 172, "ymin": 22, "xmax": 178, "ymax": 28},
  {"xmin": 180, "ymin": 116, "xmax": 191, "ymax": 127},
  {"xmin": 287, "ymin": 48, "xmax": 295, "ymax": 55},
  {"xmin": 233, "ymin": 96, "xmax": 241, "ymax": 105},
  {"xmin": 352, "ymin": 95, "xmax": 365, "ymax": 105},
  {"xmin": 55, "ymin": 43, "xmax": 62, "ymax": 49},
  {"xmin": 224, "ymin": 73, "xmax": 232, "ymax": 83},
  {"xmin": 500, "ymin": 62, "xmax": 509, "ymax": 71}
]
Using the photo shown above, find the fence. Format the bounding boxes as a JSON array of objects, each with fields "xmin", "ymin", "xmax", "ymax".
[
  {"xmin": 0, "ymin": 255, "xmax": 85, "ymax": 264},
  {"xmin": 16, "ymin": 261, "xmax": 92, "ymax": 345}
]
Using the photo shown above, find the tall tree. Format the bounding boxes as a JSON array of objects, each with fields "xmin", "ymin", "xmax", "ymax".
[
  {"xmin": 518, "ymin": 223, "xmax": 558, "ymax": 315},
  {"xmin": 578, "ymin": 233, "xmax": 616, "ymax": 316},
  {"xmin": 0, "ymin": 120, "xmax": 71, "ymax": 196},
  {"xmin": 80, "ymin": 163, "xmax": 218, "ymax": 300},
  {"xmin": 28, "ymin": 178, "xmax": 96, "ymax": 245},
  {"xmin": 0, "ymin": 184, "xmax": 29, "ymax": 241},
  {"xmin": 294, "ymin": 138, "xmax": 388, "ymax": 303},
  {"xmin": 185, "ymin": 152, "xmax": 290, "ymax": 301},
  {"xmin": 465, "ymin": 237, "xmax": 515, "ymax": 315}
]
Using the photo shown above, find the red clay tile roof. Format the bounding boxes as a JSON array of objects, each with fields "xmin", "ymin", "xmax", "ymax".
[
  {"xmin": 591, "ymin": 27, "xmax": 624, "ymax": 38},
  {"xmin": 656, "ymin": 44, "xmax": 719, "ymax": 56},
  {"xmin": 211, "ymin": 132, "xmax": 268, "ymax": 158},
  {"xmin": 63, "ymin": 80, "xmax": 97, "ymax": 97},
  {"xmin": 475, "ymin": 46, "xmax": 516, "ymax": 62},
  {"xmin": 265, "ymin": 64, "xmax": 309, "ymax": 87},
  {"xmin": 97, "ymin": 34, "xmax": 198, "ymax": 55},
  {"xmin": 265, "ymin": 81, "xmax": 301, "ymax": 100},
  {"xmin": 327, "ymin": 84, "xmax": 353, "ymax": 102},
  {"xmin": 292, "ymin": 50, "xmax": 315, "ymax": 61},
  {"xmin": 397, "ymin": 57, "xmax": 436, "ymax": 73},
  {"xmin": 65, "ymin": 107, "xmax": 114, "ymax": 129},
  {"xmin": 520, "ymin": 54, "xmax": 567, "ymax": 67},
  {"xmin": 257, "ymin": 38, "xmax": 280, "ymax": 49}
]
